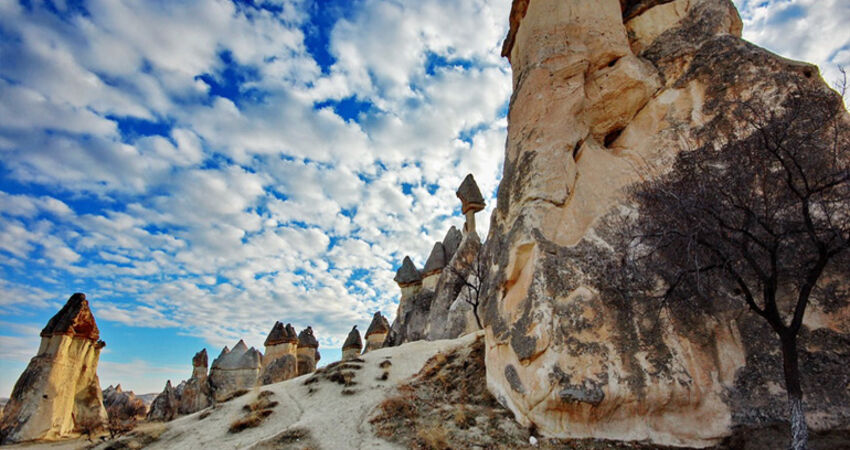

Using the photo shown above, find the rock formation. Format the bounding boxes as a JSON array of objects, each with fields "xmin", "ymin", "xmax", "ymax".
[
  {"xmin": 103, "ymin": 385, "xmax": 146, "ymax": 423},
  {"xmin": 259, "ymin": 322, "xmax": 298, "ymax": 385},
  {"xmin": 177, "ymin": 349, "xmax": 212, "ymax": 414},
  {"xmin": 481, "ymin": 0, "xmax": 850, "ymax": 447},
  {"xmin": 146, "ymin": 381, "xmax": 178, "ymax": 422},
  {"xmin": 363, "ymin": 312, "xmax": 390, "ymax": 352},
  {"xmin": 385, "ymin": 177, "xmax": 486, "ymax": 346},
  {"xmin": 0, "ymin": 293, "xmax": 108, "ymax": 444},
  {"xmin": 297, "ymin": 327, "xmax": 320, "ymax": 375},
  {"xmin": 342, "ymin": 326, "xmax": 363, "ymax": 360},
  {"xmin": 209, "ymin": 340, "xmax": 262, "ymax": 402}
]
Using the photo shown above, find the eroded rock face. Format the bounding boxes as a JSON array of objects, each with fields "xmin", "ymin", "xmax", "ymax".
[
  {"xmin": 103, "ymin": 385, "xmax": 146, "ymax": 423},
  {"xmin": 364, "ymin": 312, "xmax": 390, "ymax": 353},
  {"xmin": 0, "ymin": 293, "xmax": 108, "ymax": 444},
  {"xmin": 148, "ymin": 348, "xmax": 212, "ymax": 420},
  {"xmin": 342, "ymin": 326, "xmax": 363, "ymax": 360},
  {"xmin": 260, "ymin": 322, "xmax": 300, "ymax": 384},
  {"xmin": 209, "ymin": 340, "xmax": 262, "ymax": 402},
  {"xmin": 146, "ymin": 381, "xmax": 178, "ymax": 422},
  {"xmin": 483, "ymin": 0, "xmax": 849, "ymax": 447}
]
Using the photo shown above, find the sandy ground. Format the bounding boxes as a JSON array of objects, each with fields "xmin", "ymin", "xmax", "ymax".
[{"xmin": 80, "ymin": 332, "xmax": 484, "ymax": 450}]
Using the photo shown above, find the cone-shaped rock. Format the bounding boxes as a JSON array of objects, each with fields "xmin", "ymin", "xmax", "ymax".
[
  {"xmin": 393, "ymin": 256, "xmax": 422, "ymax": 286},
  {"xmin": 297, "ymin": 327, "xmax": 319, "ymax": 348},
  {"xmin": 264, "ymin": 321, "xmax": 287, "ymax": 346},
  {"xmin": 423, "ymin": 242, "xmax": 447, "ymax": 276},
  {"xmin": 192, "ymin": 349, "xmax": 208, "ymax": 369},
  {"xmin": 442, "ymin": 226, "xmax": 463, "ymax": 261},
  {"xmin": 0, "ymin": 293, "xmax": 108, "ymax": 444},
  {"xmin": 456, "ymin": 174, "xmax": 485, "ymax": 214},
  {"xmin": 342, "ymin": 326, "xmax": 362, "ymax": 360},
  {"xmin": 365, "ymin": 312, "xmax": 390, "ymax": 338}
]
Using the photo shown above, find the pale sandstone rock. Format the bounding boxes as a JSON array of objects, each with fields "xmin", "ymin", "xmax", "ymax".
[
  {"xmin": 296, "ymin": 327, "xmax": 320, "ymax": 375},
  {"xmin": 363, "ymin": 312, "xmax": 390, "ymax": 353},
  {"xmin": 342, "ymin": 326, "xmax": 362, "ymax": 360},
  {"xmin": 483, "ymin": 0, "xmax": 849, "ymax": 447},
  {"xmin": 0, "ymin": 293, "xmax": 108, "ymax": 444},
  {"xmin": 209, "ymin": 340, "xmax": 262, "ymax": 401},
  {"xmin": 260, "ymin": 322, "xmax": 299, "ymax": 384}
]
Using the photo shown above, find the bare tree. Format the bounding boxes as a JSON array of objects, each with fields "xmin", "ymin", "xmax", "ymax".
[
  {"xmin": 447, "ymin": 250, "xmax": 486, "ymax": 330},
  {"xmin": 623, "ymin": 82, "xmax": 850, "ymax": 449}
]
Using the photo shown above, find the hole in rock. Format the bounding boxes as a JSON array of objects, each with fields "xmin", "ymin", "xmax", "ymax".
[
  {"xmin": 803, "ymin": 69, "xmax": 813, "ymax": 78},
  {"xmin": 607, "ymin": 57, "xmax": 620, "ymax": 68},
  {"xmin": 604, "ymin": 128, "xmax": 624, "ymax": 148},
  {"xmin": 572, "ymin": 140, "xmax": 584, "ymax": 161}
]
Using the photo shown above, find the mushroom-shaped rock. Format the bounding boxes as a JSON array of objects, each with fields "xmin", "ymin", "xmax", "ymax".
[
  {"xmin": 284, "ymin": 323, "xmax": 298, "ymax": 341},
  {"xmin": 394, "ymin": 256, "xmax": 422, "ymax": 289},
  {"xmin": 342, "ymin": 326, "xmax": 363, "ymax": 360},
  {"xmin": 423, "ymin": 242, "xmax": 447, "ymax": 277},
  {"xmin": 0, "ymin": 293, "xmax": 108, "ymax": 444},
  {"xmin": 456, "ymin": 174, "xmax": 486, "ymax": 234},
  {"xmin": 364, "ymin": 312, "xmax": 391, "ymax": 353},
  {"xmin": 456, "ymin": 174, "xmax": 485, "ymax": 214},
  {"xmin": 442, "ymin": 226, "xmax": 463, "ymax": 261},
  {"xmin": 296, "ymin": 327, "xmax": 320, "ymax": 375}
]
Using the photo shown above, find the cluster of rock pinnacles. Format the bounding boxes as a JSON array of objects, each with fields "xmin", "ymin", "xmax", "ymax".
[{"xmin": 0, "ymin": 174, "xmax": 487, "ymax": 441}]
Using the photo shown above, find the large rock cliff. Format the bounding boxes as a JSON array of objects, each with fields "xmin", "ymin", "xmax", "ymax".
[
  {"xmin": 482, "ymin": 0, "xmax": 850, "ymax": 447},
  {"xmin": 0, "ymin": 293, "xmax": 108, "ymax": 443}
]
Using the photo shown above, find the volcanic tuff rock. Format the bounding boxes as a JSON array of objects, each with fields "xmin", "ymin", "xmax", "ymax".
[
  {"xmin": 147, "ymin": 381, "xmax": 178, "ymax": 422},
  {"xmin": 363, "ymin": 312, "xmax": 390, "ymax": 353},
  {"xmin": 0, "ymin": 293, "xmax": 108, "ymax": 444},
  {"xmin": 103, "ymin": 385, "xmax": 147, "ymax": 423},
  {"xmin": 260, "ymin": 322, "xmax": 300, "ymax": 384},
  {"xmin": 297, "ymin": 327, "xmax": 320, "ymax": 375},
  {"xmin": 342, "ymin": 326, "xmax": 363, "ymax": 360},
  {"xmin": 210, "ymin": 340, "xmax": 263, "ymax": 401},
  {"xmin": 483, "ymin": 0, "xmax": 850, "ymax": 447}
]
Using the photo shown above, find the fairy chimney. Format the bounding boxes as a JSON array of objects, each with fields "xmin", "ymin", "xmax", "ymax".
[
  {"xmin": 296, "ymin": 327, "xmax": 320, "ymax": 375},
  {"xmin": 394, "ymin": 256, "xmax": 423, "ymax": 298},
  {"xmin": 456, "ymin": 174, "xmax": 485, "ymax": 234},
  {"xmin": 363, "ymin": 312, "xmax": 391, "ymax": 353},
  {"xmin": 0, "ymin": 293, "xmax": 108, "ymax": 444},
  {"xmin": 263, "ymin": 322, "xmax": 298, "ymax": 366},
  {"xmin": 342, "ymin": 326, "xmax": 363, "ymax": 360},
  {"xmin": 422, "ymin": 242, "xmax": 447, "ymax": 291}
]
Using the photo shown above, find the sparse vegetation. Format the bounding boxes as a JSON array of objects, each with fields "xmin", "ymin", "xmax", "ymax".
[
  {"xmin": 228, "ymin": 391, "xmax": 277, "ymax": 433},
  {"xmin": 218, "ymin": 389, "xmax": 250, "ymax": 403}
]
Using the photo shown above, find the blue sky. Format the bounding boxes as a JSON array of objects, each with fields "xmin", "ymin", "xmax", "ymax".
[{"xmin": 0, "ymin": 0, "xmax": 847, "ymax": 396}]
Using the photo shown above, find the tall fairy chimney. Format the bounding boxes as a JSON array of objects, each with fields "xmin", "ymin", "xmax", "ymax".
[{"xmin": 456, "ymin": 174, "xmax": 485, "ymax": 234}]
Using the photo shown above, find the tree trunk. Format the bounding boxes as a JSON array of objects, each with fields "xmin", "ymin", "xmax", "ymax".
[{"xmin": 780, "ymin": 332, "xmax": 808, "ymax": 450}]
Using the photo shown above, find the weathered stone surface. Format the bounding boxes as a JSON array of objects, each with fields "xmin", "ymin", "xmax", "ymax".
[
  {"xmin": 425, "ymin": 231, "xmax": 483, "ymax": 341},
  {"xmin": 146, "ymin": 381, "xmax": 178, "ymax": 422},
  {"xmin": 364, "ymin": 312, "xmax": 390, "ymax": 353},
  {"xmin": 483, "ymin": 0, "xmax": 849, "ymax": 447},
  {"xmin": 259, "ymin": 354, "xmax": 297, "ymax": 385},
  {"xmin": 209, "ymin": 340, "xmax": 262, "ymax": 401},
  {"xmin": 456, "ymin": 174, "xmax": 486, "ymax": 214},
  {"xmin": 393, "ymin": 256, "xmax": 422, "ymax": 287},
  {"xmin": 342, "ymin": 326, "xmax": 363, "ymax": 360},
  {"xmin": 422, "ymin": 242, "xmax": 447, "ymax": 276},
  {"xmin": 442, "ymin": 226, "xmax": 463, "ymax": 261},
  {"xmin": 297, "ymin": 327, "xmax": 320, "ymax": 375},
  {"xmin": 0, "ymin": 293, "xmax": 108, "ymax": 444},
  {"xmin": 103, "ymin": 385, "xmax": 146, "ymax": 423}
]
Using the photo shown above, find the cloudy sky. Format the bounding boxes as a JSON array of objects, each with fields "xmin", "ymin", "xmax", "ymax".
[{"xmin": 0, "ymin": 0, "xmax": 847, "ymax": 396}]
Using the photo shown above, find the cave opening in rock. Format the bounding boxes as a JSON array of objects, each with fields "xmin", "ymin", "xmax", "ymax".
[{"xmin": 604, "ymin": 128, "xmax": 624, "ymax": 148}]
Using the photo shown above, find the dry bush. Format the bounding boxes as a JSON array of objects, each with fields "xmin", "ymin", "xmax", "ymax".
[
  {"xmin": 379, "ymin": 359, "xmax": 392, "ymax": 369},
  {"xmin": 253, "ymin": 427, "xmax": 319, "ymax": 450},
  {"xmin": 229, "ymin": 391, "xmax": 277, "ymax": 433},
  {"xmin": 228, "ymin": 409, "xmax": 274, "ymax": 433},
  {"xmin": 218, "ymin": 389, "xmax": 250, "ymax": 403},
  {"xmin": 415, "ymin": 421, "xmax": 450, "ymax": 450},
  {"xmin": 376, "ymin": 371, "xmax": 389, "ymax": 381}
]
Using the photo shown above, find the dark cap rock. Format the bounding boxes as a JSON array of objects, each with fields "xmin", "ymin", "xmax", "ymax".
[
  {"xmin": 342, "ymin": 326, "xmax": 363, "ymax": 351},
  {"xmin": 456, "ymin": 174, "xmax": 486, "ymax": 214},
  {"xmin": 365, "ymin": 312, "xmax": 390, "ymax": 338},
  {"xmin": 265, "ymin": 322, "xmax": 298, "ymax": 346},
  {"xmin": 192, "ymin": 349, "xmax": 208, "ymax": 368},
  {"xmin": 442, "ymin": 226, "xmax": 463, "ymax": 260},
  {"xmin": 423, "ymin": 242, "xmax": 447, "ymax": 275},
  {"xmin": 40, "ymin": 293, "xmax": 100, "ymax": 342},
  {"xmin": 394, "ymin": 256, "xmax": 422, "ymax": 286},
  {"xmin": 297, "ymin": 326, "xmax": 319, "ymax": 349}
]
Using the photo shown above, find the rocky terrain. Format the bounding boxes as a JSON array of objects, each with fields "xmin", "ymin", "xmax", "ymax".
[
  {"xmin": 1, "ymin": 0, "xmax": 848, "ymax": 449},
  {"xmin": 481, "ymin": 0, "xmax": 850, "ymax": 447}
]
